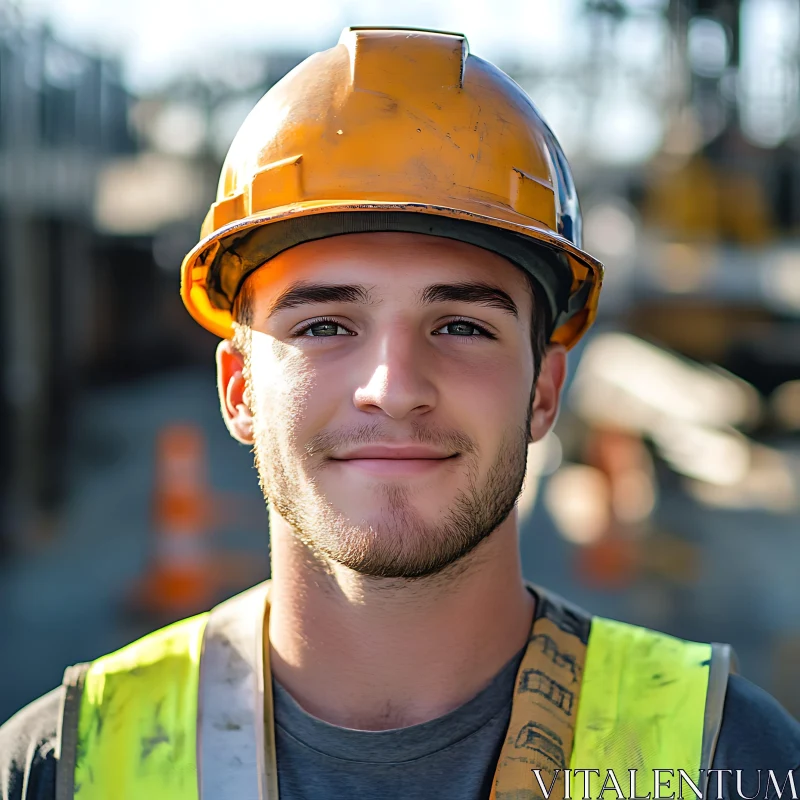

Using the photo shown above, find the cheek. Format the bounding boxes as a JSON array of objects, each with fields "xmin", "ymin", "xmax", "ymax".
[
  {"xmin": 440, "ymin": 349, "xmax": 532, "ymax": 417},
  {"xmin": 249, "ymin": 336, "xmax": 337, "ymax": 445},
  {"xmin": 437, "ymin": 352, "xmax": 533, "ymax": 458},
  {"xmin": 250, "ymin": 337, "xmax": 312, "ymax": 429}
]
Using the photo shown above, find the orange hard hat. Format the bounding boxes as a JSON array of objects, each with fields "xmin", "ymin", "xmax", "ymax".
[{"xmin": 181, "ymin": 26, "xmax": 604, "ymax": 349}]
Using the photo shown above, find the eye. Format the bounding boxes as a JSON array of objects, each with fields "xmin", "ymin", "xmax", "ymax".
[
  {"xmin": 294, "ymin": 317, "xmax": 355, "ymax": 338},
  {"xmin": 432, "ymin": 319, "xmax": 495, "ymax": 338}
]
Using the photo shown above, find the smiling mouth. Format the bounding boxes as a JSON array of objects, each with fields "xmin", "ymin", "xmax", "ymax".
[{"xmin": 330, "ymin": 454, "xmax": 459, "ymax": 476}]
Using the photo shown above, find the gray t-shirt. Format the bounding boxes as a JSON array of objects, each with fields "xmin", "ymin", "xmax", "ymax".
[{"xmin": 271, "ymin": 647, "xmax": 523, "ymax": 799}]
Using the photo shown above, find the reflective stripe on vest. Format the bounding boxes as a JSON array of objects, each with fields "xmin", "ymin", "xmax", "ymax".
[
  {"xmin": 56, "ymin": 582, "xmax": 731, "ymax": 800},
  {"xmin": 197, "ymin": 581, "xmax": 278, "ymax": 800}
]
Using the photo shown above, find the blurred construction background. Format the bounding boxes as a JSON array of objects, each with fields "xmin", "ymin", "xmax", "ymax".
[{"xmin": 2, "ymin": 0, "xmax": 800, "ymax": 724}]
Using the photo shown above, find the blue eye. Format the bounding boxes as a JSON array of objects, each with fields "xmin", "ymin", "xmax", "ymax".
[
  {"xmin": 292, "ymin": 317, "xmax": 495, "ymax": 340},
  {"xmin": 433, "ymin": 320, "xmax": 495, "ymax": 338},
  {"xmin": 295, "ymin": 318, "xmax": 354, "ymax": 337}
]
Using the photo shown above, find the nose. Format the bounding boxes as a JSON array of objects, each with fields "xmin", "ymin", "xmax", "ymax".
[{"xmin": 353, "ymin": 325, "xmax": 437, "ymax": 420}]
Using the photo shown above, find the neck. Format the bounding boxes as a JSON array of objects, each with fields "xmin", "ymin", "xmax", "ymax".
[{"xmin": 266, "ymin": 510, "xmax": 534, "ymax": 731}]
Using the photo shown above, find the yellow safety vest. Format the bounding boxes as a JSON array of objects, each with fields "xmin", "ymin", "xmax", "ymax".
[{"xmin": 54, "ymin": 582, "xmax": 732, "ymax": 800}]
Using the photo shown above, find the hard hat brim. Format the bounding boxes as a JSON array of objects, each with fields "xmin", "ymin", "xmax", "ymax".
[{"xmin": 181, "ymin": 200, "xmax": 603, "ymax": 349}]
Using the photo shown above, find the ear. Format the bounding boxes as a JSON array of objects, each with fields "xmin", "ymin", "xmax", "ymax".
[
  {"xmin": 216, "ymin": 339, "xmax": 254, "ymax": 445},
  {"xmin": 529, "ymin": 344, "xmax": 567, "ymax": 444}
]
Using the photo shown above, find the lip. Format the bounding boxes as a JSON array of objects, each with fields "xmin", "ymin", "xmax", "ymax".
[
  {"xmin": 330, "ymin": 455, "xmax": 459, "ymax": 476},
  {"xmin": 332, "ymin": 445, "xmax": 456, "ymax": 460}
]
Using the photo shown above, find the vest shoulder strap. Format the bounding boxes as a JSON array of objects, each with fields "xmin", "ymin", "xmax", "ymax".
[
  {"xmin": 197, "ymin": 581, "xmax": 275, "ymax": 800},
  {"xmin": 492, "ymin": 583, "xmax": 593, "ymax": 799},
  {"xmin": 56, "ymin": 663, "xmax": 90, "ymax": 800},
  {"xmin": 701, "ymin": 642, "xmax": 734, "ymax": 780}
]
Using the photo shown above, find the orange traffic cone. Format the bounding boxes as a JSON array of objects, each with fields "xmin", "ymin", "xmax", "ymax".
[
  {"xmin": 129, "ymin": 423, "xmax": 219, "ymax": 620},
  {"xmin": 574, "ymin": 535, "xmax": 641, "ymax": 591}
]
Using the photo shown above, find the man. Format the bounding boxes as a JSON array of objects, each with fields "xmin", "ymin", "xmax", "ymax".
[{"xmin": 2, "ymin": 26, "xmax": 799, "ymax": 800}]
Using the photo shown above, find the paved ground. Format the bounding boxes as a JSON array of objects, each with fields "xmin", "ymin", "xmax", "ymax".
[{"xmin": 2, "ymin": 367, "xmax": 799, "ymax": 725}]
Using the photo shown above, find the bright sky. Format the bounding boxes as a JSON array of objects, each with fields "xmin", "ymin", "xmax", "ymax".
[{"xmin": 18, "ymin": 0, "xmax": 580, "ymax": 91}]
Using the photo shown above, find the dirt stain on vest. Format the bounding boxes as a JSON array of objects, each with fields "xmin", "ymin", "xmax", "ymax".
[{"xmin": 140, "ymin": 724, "xmax": 170, "ymax": 761}]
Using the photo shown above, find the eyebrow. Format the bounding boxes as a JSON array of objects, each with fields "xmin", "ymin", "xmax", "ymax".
[
  {"xmin": 418, "ymin": 282, "xmax": 518, "ymax": 318},
  {"xmin": 267, "ymin": 280, "xmax": 518, "ymax": 318},
  {"xmin": 267, "ymin": 283, "xmax": 376, "ymax": 316}
]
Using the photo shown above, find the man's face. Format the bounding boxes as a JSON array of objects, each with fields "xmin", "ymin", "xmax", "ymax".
[{"xmin": 220, "ymin": 232, "xmax": 563, "ymax": 579}]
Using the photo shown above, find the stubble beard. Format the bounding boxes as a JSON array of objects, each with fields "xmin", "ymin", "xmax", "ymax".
[{"xmin": 253, "ymin": 409, "xmax": 532, "ymax": 581}]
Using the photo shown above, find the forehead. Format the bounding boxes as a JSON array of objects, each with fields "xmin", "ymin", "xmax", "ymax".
[{"xmin": 245, "ymin": 231, "xmax": 533, "ymax": 303}]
